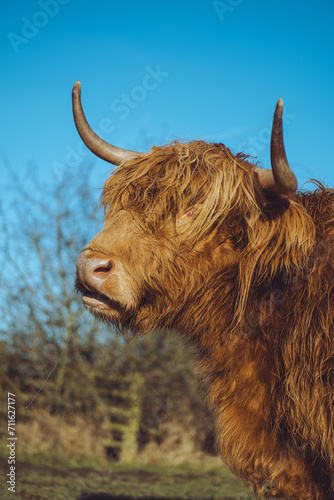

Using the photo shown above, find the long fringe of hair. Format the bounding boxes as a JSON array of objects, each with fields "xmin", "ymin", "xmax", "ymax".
[{"xmin": 102, "ymin": 140, "xmax": 318, "ymax": 327}]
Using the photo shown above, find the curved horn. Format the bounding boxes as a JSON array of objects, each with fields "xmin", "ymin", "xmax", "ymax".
[
  {"xmin": 255, "ymin": 98, "xmax": 297, "ymax": 195},
  {"xmin": 72, "ymin": 81, "xmax": 141, "ymax": 166}
]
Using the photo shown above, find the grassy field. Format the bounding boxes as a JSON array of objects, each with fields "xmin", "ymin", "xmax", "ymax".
[{"xmin": 0, "ymin": 457, "xmax": 255, "ymax": 500}]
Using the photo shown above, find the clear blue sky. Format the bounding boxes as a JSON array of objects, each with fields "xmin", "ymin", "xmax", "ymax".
[{"xmin": 1, "ymin": 0, "xmax": 334, "ymax": 197}]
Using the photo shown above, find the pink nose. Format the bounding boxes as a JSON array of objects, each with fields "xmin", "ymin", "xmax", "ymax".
[{"xmin": 76, "ymin": 252, "xmax": 114, "ymax": 291}]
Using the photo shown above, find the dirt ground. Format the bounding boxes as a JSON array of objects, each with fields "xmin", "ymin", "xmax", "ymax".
[{"xmin": 0, "ymin": 457, "xmax": 252, "ymax": 500}]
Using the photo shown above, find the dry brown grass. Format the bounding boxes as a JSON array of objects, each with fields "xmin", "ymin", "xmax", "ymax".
[
  {"xmin": 138, "ymin": 417, "xmax": 214, "ymax": 465},
  {"xmin": 2, "ymin": 408, "xmax": 211, "ymax": 467},
  {"xmin": 14, "ymin": 409, "xmax": 106, "ymax": 463}
]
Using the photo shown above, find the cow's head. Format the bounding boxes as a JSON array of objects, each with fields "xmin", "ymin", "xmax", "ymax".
[{"xmin": 74, "ymin": 81, "xmax": 300, "ymax": 334}]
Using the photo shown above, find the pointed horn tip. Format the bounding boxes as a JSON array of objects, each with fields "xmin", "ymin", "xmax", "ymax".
[
  {"xmin": 73, "ymin": 81, "xmax": 81, "ymax": 93},
  {"xmin": 274, "ymin": 98, "xmax": 284, "ymax": 119}
]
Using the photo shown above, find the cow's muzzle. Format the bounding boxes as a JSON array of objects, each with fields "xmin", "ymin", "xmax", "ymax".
[{"xmin": 76, "ymin": 251, "xmax": 116, "ymax": 310}]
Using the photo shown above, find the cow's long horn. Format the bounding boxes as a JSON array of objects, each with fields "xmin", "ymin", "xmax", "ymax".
[
  {"xmin": 255, "ymin": 98, "xmax": 297, "ymax": 195},
  {"xmin": 72, "ymin": 81, "xmax": 141, "ymax": 166}
]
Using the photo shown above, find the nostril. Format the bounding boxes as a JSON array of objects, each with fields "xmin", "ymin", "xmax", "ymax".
[
  {"xmin": 93, "ymin": 259, "xmax": 113, "ymax": 276},
  {"xmin": 95, "ymin": 267, "xmax": 110, "ymax": 273},
  {"xmin": 76, "ymin": 253, "xmax": 115, "ymax": 288}
]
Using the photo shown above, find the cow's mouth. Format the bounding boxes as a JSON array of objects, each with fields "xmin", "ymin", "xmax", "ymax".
[
  {"xmin": 75, "ymin": 280, "xmax": 121, "ymax": 312},
  {"xmin": 82, "ymin": 290, "xmax": 115, "ymax": 310}
]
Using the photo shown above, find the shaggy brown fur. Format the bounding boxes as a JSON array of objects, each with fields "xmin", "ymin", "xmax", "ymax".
[{"xmin": 78, "ymin": 140, "xmax": 334, "ymax": 499}]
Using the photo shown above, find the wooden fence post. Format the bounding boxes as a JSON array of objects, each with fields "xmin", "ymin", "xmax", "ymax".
[{"xmin": 96, "ymin": 371, "xmax": 145, "ymax": 463}]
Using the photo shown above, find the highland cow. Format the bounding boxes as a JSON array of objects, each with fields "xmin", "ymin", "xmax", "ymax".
[{"xmin": 73, "ymin": 81, "xmax": 334, "ymax": 499}]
